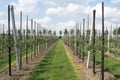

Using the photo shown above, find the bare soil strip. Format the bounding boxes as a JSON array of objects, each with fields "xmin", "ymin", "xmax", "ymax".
[
  {"xmin": 63, "ymin": 43, "xmax": 116, "ymax": 80},
  {"xmin": 0, "ymin": 42, "xmax": 56, "ymax": 80}
]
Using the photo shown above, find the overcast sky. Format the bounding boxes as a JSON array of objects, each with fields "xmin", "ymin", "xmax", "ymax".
[{"xmin": 0, "ymin": 0, "xmax": 120, "ymax": 35}]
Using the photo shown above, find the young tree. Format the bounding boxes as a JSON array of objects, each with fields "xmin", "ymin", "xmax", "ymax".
[
  {"xmin": 39, "ymin": 31, "xmax": 42, "ymax": 36},
  {"xmin": 105, "ymin": 29, "xmax": 108, "ymax": 36},
  {"xmin": 59, "ymin": 30, "xmax": 62, "ymax": 38},
  {"xmin": 27, "ymin": 29, "xmax": 31, "ymax": 35},
  {"xmin": 70, "ymin": 29, "xmax": 74, "ymax": 35},
  {"xmin": 53, "ymin": 31, "xmax": 56, "ymax": 36},
  {"xmin": 43, "ymin": 29, "xmax": 46, "ymax": 35},
  {"xmin": 64, "ymin": 29, "xmax": 68, "ymax": 35},
  {"xmin": 18, "ymin": 29, "xmax": 21, "ymax": 36},
  {"xmin": 48, "ymin": 30, "xmax": 52, "ymax": 35},
  {"xmin": 23, "ymin": 29, "xmax": 25, "ymax": 38}
]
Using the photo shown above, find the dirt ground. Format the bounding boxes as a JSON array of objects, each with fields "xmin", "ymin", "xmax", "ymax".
[
  {"xmin": 0, "ymin": 42, "xmax": 56, "ymax": 80},
  {"xmin": 63, "ymin": 43, "xmax": 116, "ymax": 80},
  {"xmin": 0, "ymin": 41, "xmax": 117, "ymax": 80}
]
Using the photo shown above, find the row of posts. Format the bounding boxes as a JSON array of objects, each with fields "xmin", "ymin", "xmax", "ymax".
[
  {"xmin": 7, "ymin": 5, "xmax": 56, "ymax": 76},
  {"xmin": 64, "ymin": 2, "xmax": 105, "ymax": 80}
]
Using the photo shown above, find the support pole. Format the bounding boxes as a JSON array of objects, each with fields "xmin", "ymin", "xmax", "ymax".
[
  {"xmin": 8, "ymin": 5, "xmax": 11, "ymax": 76},
  {"xmin": 2, "ymin": 24, "xmax": 4, "ymax": 54},
  {"xmin": 11, "ymin": 5, "xmax": 20, "ymax": 70},
  {"xmin": 34, "ymin": 21, "xmax": 36, "ymax": 57},
  {"xmin": 31, "ymin": 19, "xmax": 33, "ymax": 60},
  {"xmin": 101, "ymin": 2, "xmax": 105, "ymax": 80},
  {"xmin": 92, "ymin": 10, "xmax": 96, "ymax": 74},
  {"xmin": 26, "ymin": 15, "xmax": 28, "ymax": 64},
  {"xmin": 82, "ymin": 19, "xmax": 85, "ymax": 62},
  {"xmin": 19, "ymin": 11, "xmax": 22, "ymax": 69}
]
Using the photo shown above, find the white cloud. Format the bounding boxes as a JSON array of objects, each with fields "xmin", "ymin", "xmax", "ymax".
[
  {"xmin": 47, "ymin": 20, "xmax": 76, "ymax": 36},
  {"xmin": 44, "ymin": 2, "xmax": 120, "ymax": 34},
  {"xmin": 95, "ymin": 21, "xmax": 120, "ymax": 34},
  {"xmin": 14, "ymin": 17, "xmax": 51, "ymax": 31},
  {"xmin": 111, "ymin": 0, "xmax": 120, "ymax": 4},
  {"xmin": 56, "ymin": 20, "xmax": 76, "ymax": 30},
  {"xmin": 11, "ymin": 0, "xmax": 40, "ymax": 14},
  {"xmin": 91, "ymin": 3, "xmax": 102, "ymax": 18},
  {"xmin": 43, "ymin": 0, "xmax": 94, "ymax": 5},
  {"xmin": 36, "ymin": 0, "xmax": 94, "ymax": 6},
  {"xmin": 91, "ymin": 3, "xmax": 120, "ymax": 18},
  {"xmin": 45, "ymin": 3, "xmax": 88, "ymax": 16},
  {"xmin": 105, "ymin": 7, "xmax": 120, "ymax": 19},
  {"xmin": 35, "ymin": 17, "xmax": 51, "ymax": 25},
  {"xmin": 40, "ymin": 0, "xmax": 57, "ymax": 6},
  {"xmin": 0, "ymin": 12, "xmax": 5, "ymax": 17},
  {"xmin": 91, "ymin": 3, "xmax": 120, "ymax": 25},
  {"xmin": 49, "ymin": 20, "xmax": 76, "ymax": 33},
  {"xmin": 3, "ymin": 0, "xmax": 120, "ymax": 35},
  {"xmin": 45, "ymin": 1, "xmax": 56, "ymax": 6}
]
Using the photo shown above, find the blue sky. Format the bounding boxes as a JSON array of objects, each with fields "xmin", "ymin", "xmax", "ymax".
[{"xmin": 0, "ymin": 0, "xmax": 120, "ymax": 36}]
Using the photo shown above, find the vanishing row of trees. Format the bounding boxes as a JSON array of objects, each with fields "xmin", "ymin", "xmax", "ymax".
[
  {"xmin": 62, "ymin": 2, "xmax": 120, "ymax": 80},
  {"xmin": 0, "ymin": 5, "xmax": 57, "ymax": 76}
]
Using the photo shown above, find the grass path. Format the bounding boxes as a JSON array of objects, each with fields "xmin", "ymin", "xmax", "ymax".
[{"xmin": 29, "ymin": 40, "xmax": 80, "ymax": 80}]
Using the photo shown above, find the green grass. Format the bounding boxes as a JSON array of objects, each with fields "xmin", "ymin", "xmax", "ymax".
[
  {"xmin": 0, "ymin": 49, "xmax": 30, "ymax": 72},
  {"xmin": 110, "ymin": 48, "xmax": 120, "ymax": 57},
  {"xmin": 29, "ymin": 40, "xmax": 80, "ymax": 80},
  {"xmin": 95, "ymin": 53, "xmax": 120, "ymax": 79},
  {"xmin": 0, "ymin": 43, "xmax": 43, "ymax": 73},
  {"xmin": 0, "ymin": 55, "xmax": 8, "ymax": 71}
]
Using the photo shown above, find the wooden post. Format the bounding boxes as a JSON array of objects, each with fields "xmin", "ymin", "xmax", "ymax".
[
  {"xmin": 8, "ymin": 5, "xmax": 11, "ymax": 76},
  {"xmin": 87, "ymin": 15, "xmax": 89, "ymax": 43},
  {"xmin": 79, "ymin": 23, "xmax": 81, "ymax": 59},
  {"xmin": 19, "ymin": 11, "xmax": 22, "ymax": 69},
  {"xmin": 101, "ymin": 2, "xmax": 105, "ymax": 80},
  {"xmin": 82, "ymin": 19, "xmax": 85, "ymax": 62},
  {"xmin": 36, "ymin": 23, "xmax": 39, "ymax": 55},
  {"xmin": 92, "ymin": 10, "xmax": 96, "ymax": 74},
  {"xmin": 87, "ymin": 14, "xmax": 91, "ymax": 68},
  {"xmin": 87, "ymin": 51, "xmax": 90, "ymax": 68},
  {"xmin": 74, "ymin": 23, "xmax": 77, "ymax": 55},
  {"xmin": 11, "ymin": 5, "xmax": 20, "ymax": 70},
  {"xmin": 87, "ymin": 15, "xmax": 89, "ymax": 29},
  {"xmin": 39, "ymin": 24, "xmax": 41, "ymax": 53},
  {"xmin": 115, "ymin": 25, "xmax": 118, "ymax": 47},
  {"xmin": 31, "ymin": 19, "xmax": 33, "ymax": 60},
  {"xmin": 107, "ymin": 29, "xmax": 110, "ymax": 53},
  {"xmin": 26, "ymin": 15, "xmax": 28, "ymax": 64},
  {"xmin": 109, "ymin": 25, "xmax": 112, "ymax": 51},
  {"xmin": 37, "ymin": 24, "xmax": 40, "ymax": 54},
  {"xmin": 2, "ymin": 24, "xmax": 4, "ymax": 54},
  {"xmin": 46, "ymin": 29, "xmax": 48, "ymax": 49},
  {"xmin": 34, "ymin": 21, "xmax": 36, "ymax": 57},
  {"xmin": 116, "ymin": 25, "xmax": 117, "ymax": 38},
  {"xmin": 110, "ymin": 25, "xmax": 112, "ymax": 38}
]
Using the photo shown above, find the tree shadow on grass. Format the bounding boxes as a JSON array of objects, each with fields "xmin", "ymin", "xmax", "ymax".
[{"xmin": 114, "ymin": 74, "xmax": 120, "ymax": 79}]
